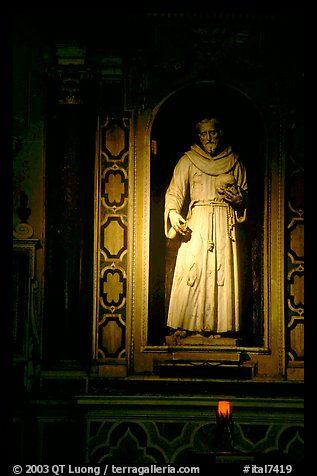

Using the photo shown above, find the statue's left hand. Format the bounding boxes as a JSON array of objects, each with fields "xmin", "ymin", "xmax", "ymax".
[{"xmin": 223, "ymin": 188, "xmax": 243, "ymax": 207}]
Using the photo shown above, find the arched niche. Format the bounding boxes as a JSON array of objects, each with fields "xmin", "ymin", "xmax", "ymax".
[
  {"xmin": 148, "ymin": 82, "xmax": 266, "ymax": 347},
  {"xmin": 131, "ymin": 80, "xmax": 285, "ymax": 378}
]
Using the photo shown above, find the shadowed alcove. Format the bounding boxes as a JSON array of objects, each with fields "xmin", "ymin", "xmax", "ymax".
[{"xmin": 148, "ymin": 81, "xmax": 266, "ymax": 347}]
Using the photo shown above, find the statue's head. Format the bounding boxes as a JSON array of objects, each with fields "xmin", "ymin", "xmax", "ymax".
[{"xmin": 195, "ymin": 117, "xmax": 224, "ymax": 156}]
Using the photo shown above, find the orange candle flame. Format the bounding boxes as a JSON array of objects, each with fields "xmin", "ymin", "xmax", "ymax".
[{"xmin": 217, "ymin": 400, "xmax": 231, "ymax": 418}]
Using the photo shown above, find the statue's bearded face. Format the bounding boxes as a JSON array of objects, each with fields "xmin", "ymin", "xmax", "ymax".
[{"xmin": 197, "ymin": 119, "xmax": 223, "ymax": 156}]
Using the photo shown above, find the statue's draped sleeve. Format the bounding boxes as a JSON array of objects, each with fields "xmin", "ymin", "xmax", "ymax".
[
  {"xmin": 164, "ymin": 155, "xmax": 190, "ymax": 238},
  {"xmin": 232, "ymin": 160, "xmax": 248, "ymax": 223}
]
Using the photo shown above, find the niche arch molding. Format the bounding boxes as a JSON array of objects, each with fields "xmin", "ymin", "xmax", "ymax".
[{"xmin": 129, "ymin": 80, "xmax": 285, "ymax": 379}]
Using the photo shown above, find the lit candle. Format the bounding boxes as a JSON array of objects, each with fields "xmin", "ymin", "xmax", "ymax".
[{"xmin": 217, "ymin": 400, "xmax": 231, "ymax": 419}]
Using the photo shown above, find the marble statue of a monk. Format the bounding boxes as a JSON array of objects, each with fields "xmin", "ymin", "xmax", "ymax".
[{"xmin": 164, "ymin": 117, "xmax": 248, "ymax": 337}]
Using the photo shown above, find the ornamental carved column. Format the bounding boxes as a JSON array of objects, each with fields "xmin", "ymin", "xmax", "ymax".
[
  {"xmin": 43, "ymin": 44, "xmax": 97, "ymax": 365},
  {"xmin": 13, "ymin": 192, "xmax": 41, "ymax": 393}
]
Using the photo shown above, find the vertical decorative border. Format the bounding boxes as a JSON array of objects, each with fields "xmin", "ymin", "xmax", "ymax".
[
  {"xmin": 93, "ymin": 116, "xmax": 130, "ymax": 374},
  {"xmin": 284, "ymin": 113, "xmax": 304, "ymax": 379},
  {"xmin": 286, "ymin": 205, "xmax": 304, "ymax": 367},
  {"xmin": 126, "ymin": 112, "xmax": 138, "ymax": 374}
]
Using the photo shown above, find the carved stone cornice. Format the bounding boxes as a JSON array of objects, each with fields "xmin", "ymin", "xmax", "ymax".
[
  {"xmin": 126, "ymin": 12, "xmax": 302, "ymax": 111},
  {"xmin": 46, "ymin": 64, "xmax": 93, "ymax": 105},
  {"xmin": 44, "ymin": 43, "xmax": 94, "ymax": 105}
]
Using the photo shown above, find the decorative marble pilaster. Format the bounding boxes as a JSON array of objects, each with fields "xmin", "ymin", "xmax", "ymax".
[
  {"xmin": 285, "ymin": 117, "xmax": 304, "ymax": 379},
  {"xmin": 94, "ymin": 116, "xmax": 130, "ymax": 375}
]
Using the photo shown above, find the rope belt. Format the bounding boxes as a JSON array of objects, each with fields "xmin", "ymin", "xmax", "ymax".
[
  {"xmin": 190, "ymin": 200, "xmax": 229, "ymax": 207},
  {"xmin": 187, "ymin": 200, "xmax": 235, "ymax": 251}
]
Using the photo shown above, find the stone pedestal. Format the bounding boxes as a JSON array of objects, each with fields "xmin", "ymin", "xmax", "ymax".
[{"xmin": 165, "ymin": 333, "xmax": 242, "ymax": 347}]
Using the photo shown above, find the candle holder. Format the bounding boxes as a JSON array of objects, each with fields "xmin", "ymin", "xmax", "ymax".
[{"xmin": 215, "ymin": 401, "xmax": 234, "ymax": 453}]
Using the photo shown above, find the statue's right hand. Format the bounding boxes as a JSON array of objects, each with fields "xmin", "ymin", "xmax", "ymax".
[{"xmin": 169, "ymin": 210, "xmax": 187, "ymax": 235}]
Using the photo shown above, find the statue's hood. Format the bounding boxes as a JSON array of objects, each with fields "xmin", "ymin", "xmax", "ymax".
[{"xmin": 185, "ymin": 144, "xmax": 239, "ymax": 175}]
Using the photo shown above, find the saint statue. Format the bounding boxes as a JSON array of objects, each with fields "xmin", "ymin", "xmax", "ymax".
[{"xmin": 164, "ymin": 117, "xmax": 248, "ymax": 340}]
